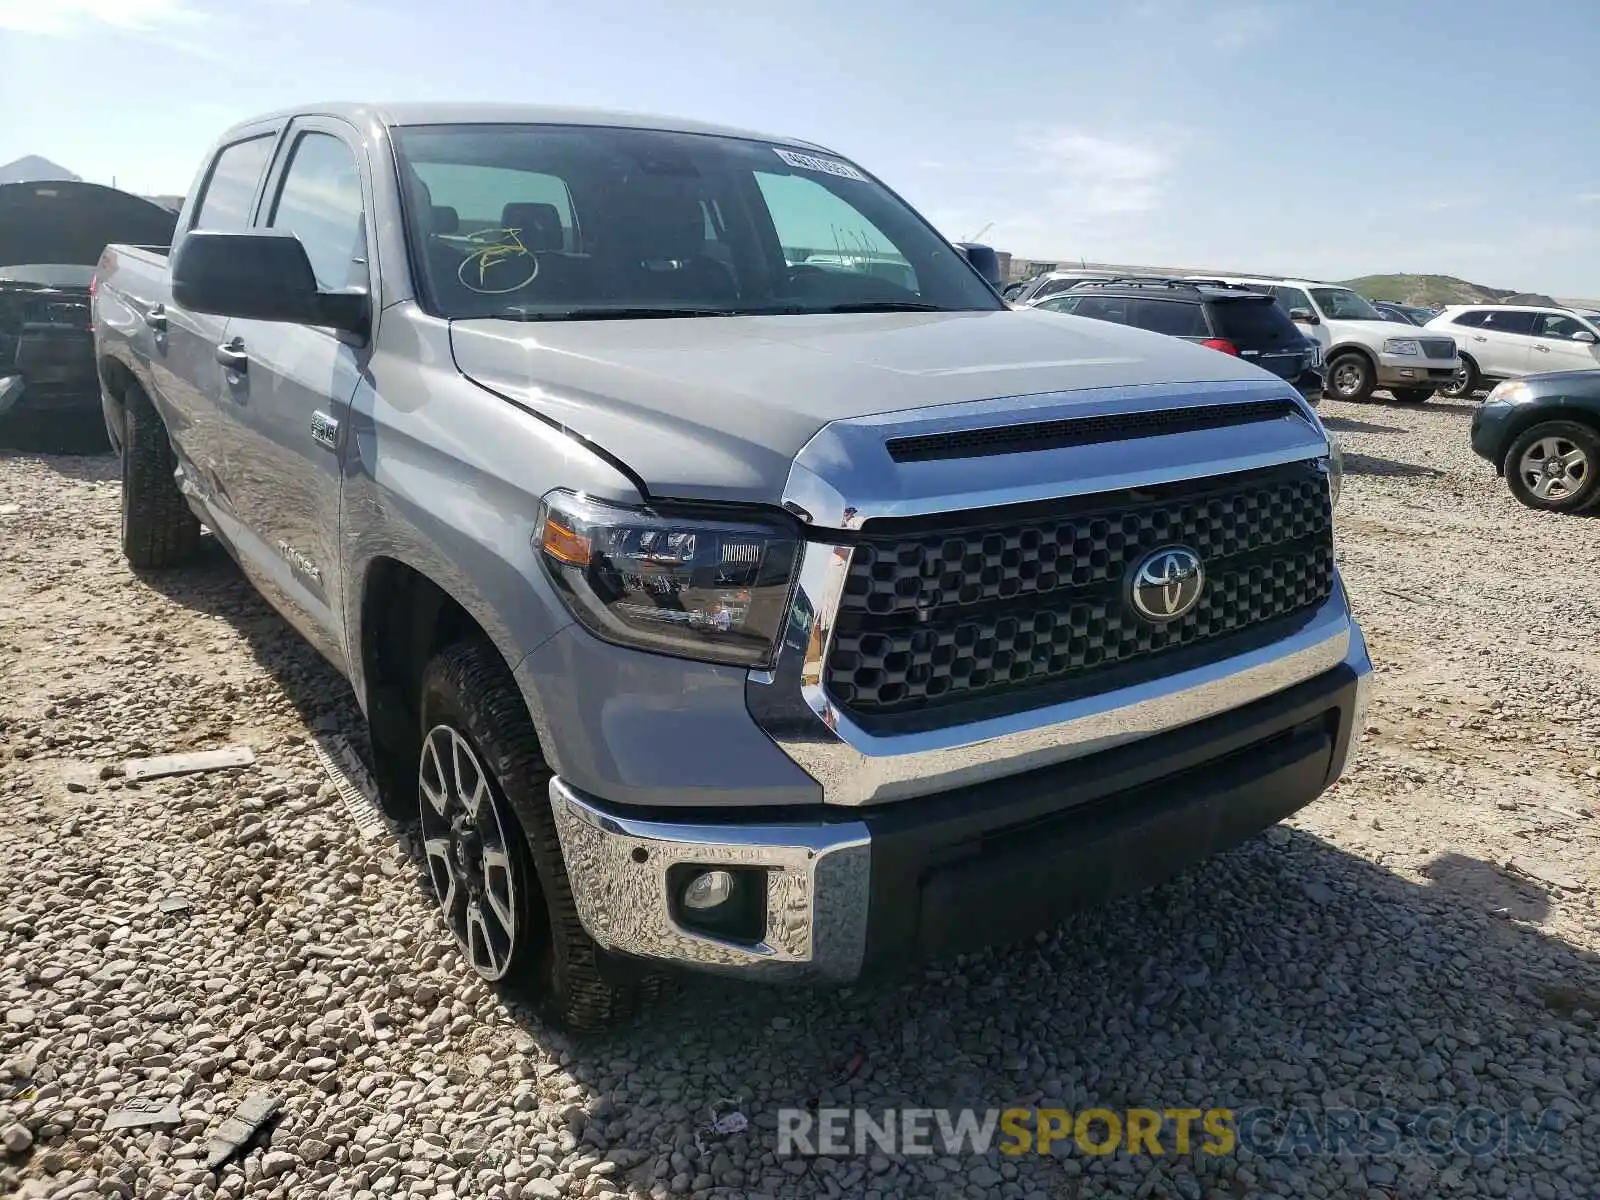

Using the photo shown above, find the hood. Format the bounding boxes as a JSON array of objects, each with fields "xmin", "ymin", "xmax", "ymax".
[
  {"xmin": 0, "ymin": 181, "xmax": 177, "ymax": 269},
  {"xmin": 1335, "ymin": 315, "xmax": 1449, "ymax": 342},
  {"xmin": 450, "ymin": 307, "xmax": 1275, "ymax": 504}
]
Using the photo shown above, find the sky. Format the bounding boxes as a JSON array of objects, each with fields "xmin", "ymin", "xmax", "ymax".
[{"xmin": 2, "ymin": 0, "xmax": 1598, "ymax": 295}]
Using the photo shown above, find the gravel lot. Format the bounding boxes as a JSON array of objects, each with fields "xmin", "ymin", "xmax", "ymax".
[{"xmin": 2, "ymin": 394, "xmax": 1598, "ymax": 1200}]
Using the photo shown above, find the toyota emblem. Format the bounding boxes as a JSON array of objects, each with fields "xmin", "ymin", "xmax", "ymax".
[{"xmin": 1129, "ymin": 546, "xmax": 1205, "ymax": 623}]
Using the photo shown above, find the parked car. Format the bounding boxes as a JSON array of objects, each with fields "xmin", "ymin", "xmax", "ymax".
[
  {"xmin": 95, "ymin": 102, "xmax": 1368, "ymax": 1029},
  {"xmin": 1008, "ymin": 269, "xmax": 1117, "ymax": 304},
  {"xmin": 1032, "ymin": 278, "xmax": 1325, "ymax": 402},
  {"xmin": 1426, "ymin": 305, "xmax": 1600, "ymax": 399},
  {"xmin": 1197, "ymin": 276, "xmax": 1459, "ymax": 404},
  {"xmin": 0, "ymin": 180, "xmax": 176, "ymax": 451},
  {"xmin": 1470, "ymin": 371, "xmax": 1600, "ymax": 512},
  {"xmin": 1372, "ymin": 302, "xmax": 1417, "ymax": 325}
]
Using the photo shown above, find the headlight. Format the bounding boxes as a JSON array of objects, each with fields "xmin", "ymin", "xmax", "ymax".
[
  {"xmin": 1484, "ymin": 380, "xmax": 1533, "ymax": 405},
  {"xmin": 1320, "ymin": 435, "xmax": 1343, "ymax": 507},
  {"xmin": 1383, "ymin": 338, "xmax": 1422, "ymax": 356},
  {"xmin": 536, "ymin": 492, "xmax": 799, "ymax": 667}
]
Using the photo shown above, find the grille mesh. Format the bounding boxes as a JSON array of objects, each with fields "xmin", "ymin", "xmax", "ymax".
[
  {"xmin": 1419, "ymin": 338, "xmax": 1455, "ymax": 359},
  {"xmin": 825, "ymin": 463, "xmax": 1335, "ymax": 718}
]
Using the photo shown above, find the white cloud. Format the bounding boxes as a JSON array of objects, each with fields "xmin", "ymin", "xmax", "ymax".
[
  {"xmin": 0, "ymin": 0, "xmax": 202, "ymax": 35},
  {"xmin": 1017, "ymin": 129, "xmax": 1174, "ymax": 221}
]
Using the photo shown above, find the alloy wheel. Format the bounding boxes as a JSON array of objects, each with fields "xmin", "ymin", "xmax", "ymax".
[
  {"xmin": 419, "ymin": 725, "xmax": 520, "ymax": 981},
  {"xmin": 1517, "ymin": 436, "xmax": 1590, "ymax": 502},
  {"xmin": 1332, "ymin": 361, "xmax": 1363, "ymax": 397}
]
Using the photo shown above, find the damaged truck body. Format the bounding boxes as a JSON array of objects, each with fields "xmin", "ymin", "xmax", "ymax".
[{"xmin": 94, "ymin": 103, "xmax": 1369, "ymax": 1029}]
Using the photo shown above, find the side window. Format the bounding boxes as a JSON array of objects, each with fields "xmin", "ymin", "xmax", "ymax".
[
  {"xmin": 1483, "ymin": 310, "xmax": 1538, "ymax": 336},
  {"xmin": 1534, "ymin": 313, "xmax": 1586, "ymax": 340},
  {"xmin": 1071, "ymin": 295, "xmax": 1132, "ymax": 323},
  {"xmin": 1451, "ymin": 311, "xmax": 1488, "ymax": 328},
  {"xmin": 754, "ymin": 171, "xmax": 917, "ymax": 292},
  {"xmin": 1134, "ymin": 299, "xmax": 1208, "ymax": 337},
  {"xmin": 191, "ymin": 135, "xmax": 277, "ymax": 233},
  {"xmin": 1036, "ymin": 295, "xmax": 1082, "ymax": 313},
  {"xmin": 1272, "ymin": 286, "xmax": 1312, "ymax": 314},
  {"xmin": 268, "ymin": 133, "xmax": 367, "ymax": 292},
  {"xmin": 1035, "ymin": 278, "xmax": 1081, "ymax": 299}
]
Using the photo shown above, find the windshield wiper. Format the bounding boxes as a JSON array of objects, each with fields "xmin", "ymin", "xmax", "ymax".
[
  {"xmin": 819, "ymin": 300, "xmax": 951, "ymax": 313},
  {"xmin": 500, "ymin": 306, "xmax": 733, "ymax": 321}
]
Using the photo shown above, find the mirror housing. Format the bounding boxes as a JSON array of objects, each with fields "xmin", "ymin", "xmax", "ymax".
[
  {"xmin": 1289, "ymin": 306, "xmax": 1319, "ymax": 325},
  {"xmin": 171, "ymin": 230, "xmax": 369, "ymax": 336},
  {"xmin": 954, "ymin": 241, "xmax": 1003, "ymax": 288},
  {"xmin": 1572, "ymin": 330, "xmax": 1597, "ymax": 344}
]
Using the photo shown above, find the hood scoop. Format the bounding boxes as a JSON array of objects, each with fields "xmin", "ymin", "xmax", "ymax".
[{"xmin": 885, "ymin": 398, "xmax": 1304, "ymax": 463}]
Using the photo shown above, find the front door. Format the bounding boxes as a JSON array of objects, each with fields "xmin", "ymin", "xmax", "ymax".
[
  {"xmin": 212, "ymin": 119, "xmax": 372, "ymax": 670},
  {"xmin": 1525, "ymin": 312, "xmax": 1600, "ymax": 376},
  {"xmin": 1271, "ymin": 285, "xmax": 1329, "ymax": 353}
]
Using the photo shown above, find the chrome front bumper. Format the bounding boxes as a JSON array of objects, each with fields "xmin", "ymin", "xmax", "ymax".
[
  {"xmin": 549, "ymin": 777, "xmax": 873, "ymax": 981},
  {"xmin": 551, "ymin": 619, "xmax": 1372, "ymax": 981}
]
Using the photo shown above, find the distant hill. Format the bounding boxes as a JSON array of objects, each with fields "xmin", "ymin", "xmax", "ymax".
[
  {"xmin": 0, "ymin": 155, "xmax": 80, "ymax": 185},
  {"xmin": 1340, "ymin": 273, "xmax": 1557, "ymax": 308}
]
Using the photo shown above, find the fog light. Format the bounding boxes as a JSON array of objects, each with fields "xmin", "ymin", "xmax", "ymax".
[{"xmin": 683, "ymin": 869, "xmax": 736, "ymax": 910}]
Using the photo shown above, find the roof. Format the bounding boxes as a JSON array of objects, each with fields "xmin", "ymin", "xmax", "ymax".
[{"xmin": 220, "ymin": 102, "xmax": 830, "ymax": 154}]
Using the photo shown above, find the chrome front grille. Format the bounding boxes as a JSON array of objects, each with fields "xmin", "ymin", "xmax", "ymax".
[
  {"xmin": 1419, "ymin": 338, "xmax": 1455, "ymax": 359},
  {"xmin": 823, "ymin": 462, "xmax": 1334, "ymax": 721}
]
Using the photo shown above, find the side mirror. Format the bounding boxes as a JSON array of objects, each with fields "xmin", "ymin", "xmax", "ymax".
[
  {"xmin": 954, "ymin": 241, "xmax": 1003, "ymax": 288},
  {"xmin": 1289, "ymin": 307, "xmax": 1319, "ymax": 325},
  {"xmin": 1572, "ymin": 330, "xmax": 1597, "ymax": 344},
  {"xmin": 171, "ymin": 230, "xmax": 369, "ymax": 337}
]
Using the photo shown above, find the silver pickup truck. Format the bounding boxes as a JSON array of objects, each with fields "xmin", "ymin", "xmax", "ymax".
[{"xmin": 94, "ymin": 103, "xmax": 1370, "ymax": 1029}]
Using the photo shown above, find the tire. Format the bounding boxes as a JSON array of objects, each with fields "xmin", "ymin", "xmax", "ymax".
[
  {"xmin": 120, "ymin": 385, "xmax": 201, "ymax": 569},
  {"xmin": 1503, "ymin": 420, "xmax": 1600, "ymax": 513},
  {"xmin": 1326, "ymin": 352, "xmax": 1375, "ymax": 403},
  {"xmin": 417, "ymin": 639, "xmax": 663, "ymax": 1030},
  {"xmin": 1438, "ymin": 354, "xmax": 1480, "ymax": 400},
  {"xmin": 1392, "ymin": 388, "xmax": 1434, "ymax": 405}
]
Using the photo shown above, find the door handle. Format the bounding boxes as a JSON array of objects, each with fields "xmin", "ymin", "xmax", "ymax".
[
  {"xmin": 1534, "ymin": 344, "xmax": 1550, "ymax": 353},
  {"xmin": 143, "ymin": 303, "xmax": 167, "ymax": 332},
  {"xmin": 215, "ymin": 338, "xmax": 248, "ymax": 373},
  {"xmin": 1472, "ymin": 335, "xmax": 1486, "ymax": 342}
]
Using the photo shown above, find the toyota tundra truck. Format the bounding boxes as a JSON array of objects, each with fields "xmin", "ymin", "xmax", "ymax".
[{"xmin": 93, "ymin": 104, "xmax": 1370, "ymax": 1029}]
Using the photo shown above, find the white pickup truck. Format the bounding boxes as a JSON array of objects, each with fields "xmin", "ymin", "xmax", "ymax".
[{"xmin": 1205, "ymin": 276, "xmax": 1460, "ymax": 404}]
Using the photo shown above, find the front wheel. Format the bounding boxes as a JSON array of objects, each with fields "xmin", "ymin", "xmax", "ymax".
[
  {"xmin": 1503, "ymin": 420, "xmax": 1600, "ymax": 513},
  {"xmin": 1391, "ymin": 388, "xmax": 1434, "ymax": 405},
  {"xmin": 1326, "ymin": 353, "xmax": 1375, "ymax": 402},
  {"xmin": 417, "ymin": 639, "xmax": 663, "ymax": 1030},
  {"xmin": 1438, "ymin": 355, "xmax": 1480, "ymax": 400}
]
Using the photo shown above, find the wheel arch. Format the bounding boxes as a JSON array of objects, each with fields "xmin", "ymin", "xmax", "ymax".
[{"xmin": 1497, "ymin": 407, "xmax": 1600, "ymax": 472}]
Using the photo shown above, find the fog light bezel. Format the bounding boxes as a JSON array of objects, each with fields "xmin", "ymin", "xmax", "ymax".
[{"xmin": 666, "ymin": 864, "xmax": 768, "ymax": 942}]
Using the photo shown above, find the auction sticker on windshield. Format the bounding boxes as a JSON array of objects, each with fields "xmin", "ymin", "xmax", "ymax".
[{"xmin": 772, "ymin": 147, "xmax": 867, "ymax": 182}]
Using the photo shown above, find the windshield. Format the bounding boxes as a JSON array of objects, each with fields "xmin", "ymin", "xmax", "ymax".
[
  {"xmin": 393, "ymin": 124, "xmax": 1002, "ymax": 320},
  {"xmin": 1309, "ymin": 287, "xmax": 1385, "ymax": 321},
  {"xmin": 1210, "ymin": 296, "xmax": 1303, "ymax": 348}
]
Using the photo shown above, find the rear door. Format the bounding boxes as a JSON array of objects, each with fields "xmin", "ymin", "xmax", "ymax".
[
  {"xmin": 157, "ymin": 131, "xmax": 280, "ymax": 495},
  {"xmin": 212, "ymin": 117, "xmax": 372, "ymax": 668},
  {"xmin": 1526, "ymin": 311, "xmax": 1600, "ymax": 375}
]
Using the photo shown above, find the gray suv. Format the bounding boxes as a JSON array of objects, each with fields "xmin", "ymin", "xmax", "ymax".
[{"xmin": 95, "ymin": 103, "xmax": 1369, "ymax": 1028}]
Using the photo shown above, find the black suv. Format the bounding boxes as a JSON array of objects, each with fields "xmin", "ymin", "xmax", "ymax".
[{"xmin": 1032, "ymin": 278, "xmax": 1325, "ymax": 402}]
